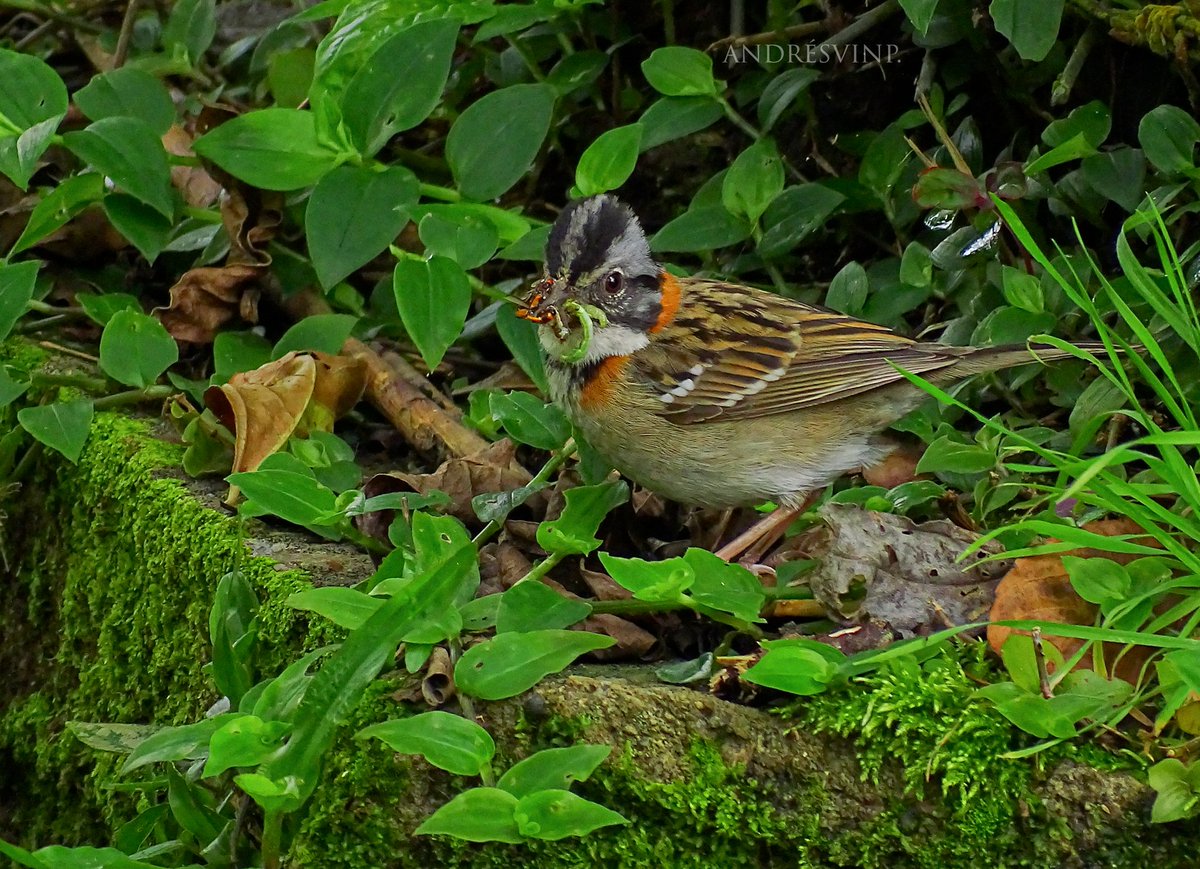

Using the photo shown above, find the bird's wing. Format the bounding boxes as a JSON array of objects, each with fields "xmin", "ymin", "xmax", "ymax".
[{"xmin": 636, "ymin": 280, "xmax": 962, "ymax": 424}]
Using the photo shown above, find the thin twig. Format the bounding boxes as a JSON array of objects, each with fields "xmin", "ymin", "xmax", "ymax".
[
  {"xmin": 113, "ymin": 0, "xmax": 141, "ymax": 70},
  {"xmin": 1032, "ymin": 628, "xmax": 1053, "ymax": 699}
]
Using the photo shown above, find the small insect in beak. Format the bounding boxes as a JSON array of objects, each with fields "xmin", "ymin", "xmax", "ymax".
[{"xmin": 516, "ymin": 276, "xmax": 571, "ymax": 339}]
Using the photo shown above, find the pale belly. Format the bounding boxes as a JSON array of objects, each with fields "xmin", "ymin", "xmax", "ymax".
[{"xmin": 549, "ymin": 368, "xmax": 895, "ymax": 508}]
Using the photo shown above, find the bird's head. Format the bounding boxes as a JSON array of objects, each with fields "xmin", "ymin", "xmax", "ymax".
[{"xmin": 518, "ymin": 195, "xmax": 677, "ymax": 364}]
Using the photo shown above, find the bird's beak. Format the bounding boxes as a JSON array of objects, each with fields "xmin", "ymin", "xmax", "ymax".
[{"xmin": 516, "ymin": 276, "xmax": 574, "ymax": 336}]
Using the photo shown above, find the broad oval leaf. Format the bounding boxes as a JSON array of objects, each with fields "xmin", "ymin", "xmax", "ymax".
[
  {"xmin": 455, "ymin": 630, "xmax": 615, "ymax": 700},
  {"xmin": 641, "ymin": 47, "xmax": 717, "ymax": 97},
  {"xmin": 307, "ymin": 164, "xmax": 418, "ymax": 289},
  {"xmin": 0, "ymin": 260, "xmax": 39, "ymax": 342},
  {"xmin": 227, "ymin": 468, "xmax": 339, "ymax": 526},
  {"xmin": 99, "ymin": 309, "xmax": 179, "ymax": 388},
  {"xmin": 415, "ymin": 787, "xmax": 522, "ymax": 842},
  {"xmin": 74, "ymin": 67, "xmax": 175, "ymax": 134},
  {"xmin": 287, "ymin": 586, "xmax": 382, "ymax": 629},
  {"xmin": 514, "ymin": 789, "xmax": 627, "ymax": 840},
  {"xmin": 575, "ymin": 124, "xmax": 642, "ymax": 197},
  {"xmin": 342, "ymin": 18, "xmax": 460, "ymax": 156},
  {"xmin": 358, "ymin": 711, "xmax": 495, "ymax": 776},
  {"xmin": 394, "ymin": 255, "xmax": 472, "ymax": 370},
  {"xmin": 650, "ymin": 205, "xmax": 751, "ymax": 253},
  {"xmin": 496, "ymin": 744, "xmax": 611, "ymax": 798},
  {"xmin": 18, "ymin": 399, "xmax": 94, "ymax": 463},
  {"xmin": 63, "ymin": 117, "xmax": 175, "ymax": 218},
  {"xmin": 193, "ymin": 108, "xmax": 344, "ymax": 191},
  {"xmin": 639, "ymin": 96, "xmax": 724, "ymax": 151},
  {"xmin": 446, "ymin": 83, "xmax": 556, "ymax": 201},
  {"xmin": 0, "ymin": 49, "xmax": 68, "ymax": 187}
]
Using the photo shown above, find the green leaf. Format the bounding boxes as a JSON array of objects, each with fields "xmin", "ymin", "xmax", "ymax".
[
  {"xmin": 1000, "ymin": 265, "xmax": 1043, "ymax": 313},
  {"xmin": 67, "ymin": 721, "xmax": 160, "ymax": 755},
  {"xmin": 99, "ymin": 309, "xmax": 179, "ymax": 387},
  {"xmin": 121, "ymin": 714, "xmax": 240, "ymax": 774},
  {"xmin": 1139, "ymin": 105, "xmax": 1200, "ymax": 176},
  {"xmin": 970, "ymin": 306, "xmax": 1055, "ymax": 345},
  {"xmin": 9, "ymin": 173, "xmax": 105, "ymax": 257},
  {"xmin": 204, "ymin": 715, "xmax": 291, "ymax": 777},
  {"xmin": 641, "ymin": 47, "xmax": 718, "ymax": 97},
  {"xmin": 496, "ymin": 305, "xmax": 548, "ymax": 392},
  {"xmin": 900, "ymin": 241, "xmax": 932, "ymax": 288},
  {"xmin": 989, "ymin": 0, "xmax": 1065, "ymax": 61},
  {"xmin": 650, "ymin": 205, "xmax": 751, "ymax": 253},
  {"xmin": 455, "ymin": 630, "xmax": 615, "ymax": 700},
  {"xmin": 0, "ymin": 49, "xmax": 68, "ymax": 188},
  {"xmin": 515, "ymin": 789, "xmax": 627, "ymax": 840},
  {"xmin": 859, "ymin": 124, "xmax": 910, "ymax": 200},
  {"xmin": 393, "ymin": 255, "xmax": 472, "ymax": 370},
  {"xmin": 358, "ymin": 711, "xmax": 495, "ymax": 776},
  {"xmin": 1024, "ymin": 133, "xmax": 1096, "ymax": 175},
  {"xmin": 1042, "ymin": 101, "xmax": 1110, "ymax": 149},
  {"xmin": 497, "ymin": 745, "xmax": 611, "ymax": 798},
  {"xmin": 460, "ymin": 593, "xmax": 501, "ymax": 632},
  {"xmin": 598, "ymin": 553, "xmax": 693, "ymax": 603},
  {"xmin": 261, "ymin": 539, "xmax": 478, "ymax": 808},
  {"xmin": 489, "ymin": 390, "xmax": 570, "ymax": 450},
  {"xmin": 103, "ymin": 194, "xmax": 173, "ymax": 264},
  {"xmin": 1062, "ymin": 555, "xmax": 1130, "ymax": 609},
  {"xmin": 899, "ymin": 0, "xmax": 940, "ymax": 34},
  {"xmin": 74, "ymin": 67, "xmax": 175, "ymax": 134},
  {"xmin": 0, "ymin": 367, "xmax": 29, "ymax": 408},
  {"xmin": 575, "ymin": 124, "xmax": 643, "ymax": 197},
  {"xmin": 415, "ymin": 787, "xmax": 523, "ymax": 842},
  {"xmin": 825, "ymin": 261, "xmax": 869, "ymax": 316},
  {"xmin": 683, "ymin": 549, "xmax": 765, "ymax": 623},
  {"xmin": 1080, "ymin": 148, "xmax": 1146, "ymax": 212},
  {"xmin": 163, "ymin": 0, "xmax": 217, "ymax": 65},
  {"xmin": 742, "ymin": 638, "xmax": 846, "ymax": 695},
  {"xmin": 418, "ymin": 210, "xmax": 499, "ymax": 270},
  {"xmin": 342, "ymin": 18, "xmax": 460, "ymax": 156},
  {"xmin": 757, "ymin": 67, "xmax": 819, "ymax": 132},
  {"xmin": 1068, "ymin": 376, "xmax": 1126, "ymax": 439},
  {"xmin": 63, "ymin": 117, "xmax": 175, "ymax": 218},
  {"xmin": 307, "ymin": 164, "xmax": 418, "ymax": 289},
  {"xmin": 1148, "ymin": 759, "xmax": 1200, "ymax": 823},
  {"xmin": 273, "ymin": 313, "xmax": 358, "ymax": 357},
  {"xmin": 536, "ymin": 480, "xmax": 628, "ymax": 556},
  {"xmin": 288, "ymin": 586, "xmax": 381, "ymax": 629},
  {"xmin": 758, "ymin": 184, "xmax": 844, "ymax": 258},
  {"xmin": 210, "ymin": 570, "xmax": 258, "ymax": 707},
  {"xmin": 18, "ymin": 399, "xmax": 93, "ymax": 463},
  {"xmin": 497, "ymin": 581, "xmax": 592, "ymax": 633},
  {"xmin": 227, "ymin": 469, "xmax": 339, "ymax": 526},
  {"xmin": 234, "ymin": 772, "xmax": 302, "ymax": 813},
  {"xmin": 193, "ymin": 108, "xmax": 345, "ymax": 191},
  {"xmin": 723, "ymin": 138, "xmax": 784, "ymax": 224},
  {"xmin": 915, "ymin": 436, "xmax": 995, "ymax": 475},
  {"xmin": 639, "ymin": 96, "xmax": 723, "ymax": 151},
  {"xmin": 213, "ymin": 330, "xmax": 272, "ymax": 380},
  {"xmin": 547, "ymin": 50, "xmax": 609, "ymax": 96},
  {"xmin": 78, "ymin": 292, "xmax": 140, "ymax": 326},
  {"xmin": 446, "ymin": 83, "xmax": 556, "ymax": 201},
  {"xmin": 0, "ymin": 260, "xmax": 39, "ymax": 342}
]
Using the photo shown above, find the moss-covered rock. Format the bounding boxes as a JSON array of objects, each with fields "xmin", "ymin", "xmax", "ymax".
[{"xmin": 1, "ymin": 358, "xmax": 1196, "ymax": 866}]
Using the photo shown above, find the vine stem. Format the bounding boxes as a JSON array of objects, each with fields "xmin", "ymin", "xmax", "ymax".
[
  {"xmin": 261, "ymin": 810, "xmax": 282, "ymax": 869},
  {"xmin": 472, "ymin": 440, "xmax": 577, "ymax": 549}
]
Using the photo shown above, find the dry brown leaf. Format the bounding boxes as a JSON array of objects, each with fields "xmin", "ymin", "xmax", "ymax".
[
  {"xmin": 220, "ymin": 184, "xmax": 282, "ymax": 265},
  {"xmin": 163, "ymin": 125, "xmax": 223, "ymax": 208},
  {"xmin": 862, "ymin": 443, "xmax": 925, "ymax": 489},
  {"xmin": 377, "ymin": 439, "xmax": 543, "ymax": 525},
  {"xmin": 203, "ymin": 351, "xmax": 365, "ymax": 482},
  {"xmin": 581, "ymin": 614, "xmax": 657, "ymax": 660},
  {"xmin": 206, "ymin": 352, "xmax": 317, "ymax": 477},
  {"xmin": 579, "ymin": 565, "xmax": 632, "ymax": 601},
  {"xmin": 421, "ymin": 646, "xmax": 455, "ymax": 707},
  {"xmin": 987, "ymin": 519, "xmax": 1158, "ymax": 684},
  {"xmin": 154, "ymin": 264, "xmax": 261, "ymax": 344},
  {"xmin": 805, "ymin": 504, "xmax": 1011, "ymax": 637}
]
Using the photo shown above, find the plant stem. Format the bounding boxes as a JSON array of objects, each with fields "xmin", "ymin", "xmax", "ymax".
[
  {"xmin": 513, "ymin": 551, "xmax": 565, "ymax": 586},
  {"xmin": 505, "ymin": 35, "xmax": 546, "ymax": 81},
  {"xmin": 261, "ymin": 810, "xmax": 282, "ymax": 869},
  {"xmin": 30, "ymin": 372, "xmax": 109, "ymax": 392},
  {"xmin": 472, "ymin": 440, "xmax": 577, "ymax": 548},
  {"xmin": 418, "ymin": 182, "xmax": 461, "ymax": 203},
  {"xmin": 94, "ymin": 385, "xmax": 174, "ymax": 410}
]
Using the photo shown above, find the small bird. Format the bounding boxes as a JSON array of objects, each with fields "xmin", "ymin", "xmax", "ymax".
[{"xmin": 518, "ymin": 195, "xmax": 1101, "ymax": 560}]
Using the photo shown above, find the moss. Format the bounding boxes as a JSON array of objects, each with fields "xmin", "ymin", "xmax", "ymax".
[{"xmin": 0, "ymin": 412, "xmax": 316, "ymax": 844}]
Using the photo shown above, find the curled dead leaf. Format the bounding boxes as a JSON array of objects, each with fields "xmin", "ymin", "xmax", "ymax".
[
  {"xmin": 581, "ymin": 614, "xmax": 657, "ymax": 661},
  {"xmin": 421, "ymin": 646, "xmax": 455, "ymax": 707},
  {"xmin": 204, "ymin": 351, "xmax": 366, "ymax": 480},
  {"xmin": 154, "ymin": 264, "xmax": 261, "ymax": 344},
  {"xmin": 163, "ymin": 124, "xmax": 222, "ymax": 209}
]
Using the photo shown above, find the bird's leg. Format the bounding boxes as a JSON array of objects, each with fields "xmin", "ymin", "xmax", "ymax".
[{"xmin": 713, "ymin": 504, "xmax": 802, "ymax": 563}]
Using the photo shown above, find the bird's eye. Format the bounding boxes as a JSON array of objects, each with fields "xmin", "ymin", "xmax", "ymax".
[{"xmin": 604, "ymin": 271, "xmax": 624, "ymax": 294}]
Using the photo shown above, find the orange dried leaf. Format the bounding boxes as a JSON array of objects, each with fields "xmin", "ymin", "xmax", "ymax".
[{"xmin": 205, "ymin": 352, "xmax": 317, "ymax": 475}]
